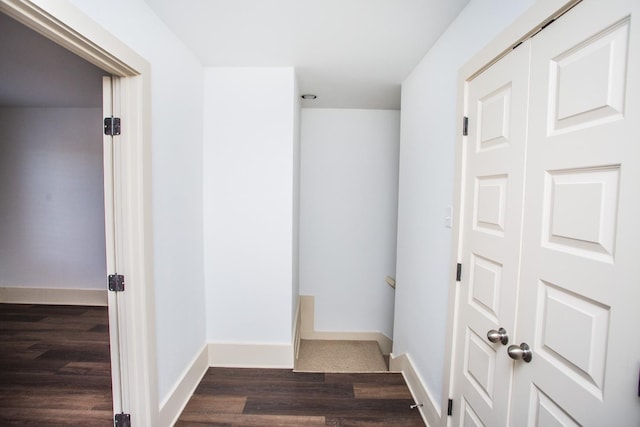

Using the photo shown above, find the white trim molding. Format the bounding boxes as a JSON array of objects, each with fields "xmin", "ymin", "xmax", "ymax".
[
  {"xmin": 0, "ymin": 287, "xmax": 108, "ymax": 306},
  {"xmin": 390, "ymin": 353, "xmax": 439, "ymax": 427},
  {"xmin": 299, "ymin": 295, "xmax": 393, "ymax": 355},
  {"xmin": 158, "ymin": 345, "xmax": 209, "ymax": 427},
  {"xmin": 208, "ymin": 343, "xmax": 294, "ymax": 369}
]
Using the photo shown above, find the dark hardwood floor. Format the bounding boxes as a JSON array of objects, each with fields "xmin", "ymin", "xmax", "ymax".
[
  {"xmin": 0, "ymin": 304, "xmax": 424, "ymax": 426},
  {"xmin": 177, "ymin": 368, "xmax": 425, "ymax": 426},
  {"xmin": 0, "ymin": 303, "xmax": 113, "ymax": 426}
]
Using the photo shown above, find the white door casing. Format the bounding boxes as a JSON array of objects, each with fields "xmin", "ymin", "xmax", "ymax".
[
  {"xmin": 451, "ymin": 0, "xmax": 640, "ymax": 425},
  {"xmin": 451, "ymin": 40, "xmax": 531, "ymax": 426}
]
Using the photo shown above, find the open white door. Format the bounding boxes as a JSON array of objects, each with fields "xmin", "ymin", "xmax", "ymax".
[{"xmin": 102, "ymin": 75, "xmax": 127, "ymax": 420}]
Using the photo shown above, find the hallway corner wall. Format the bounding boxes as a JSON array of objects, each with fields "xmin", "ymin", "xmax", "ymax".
[
  {"xmin": 203, "ymin": 67, "xmax": 299, "ymax": 350},
  {"xmin": 67, "ymin": 0, "xmax": 207, "ymax": 406},
  {"xmin": 300, "ymin": 108, "xmax": 400, "ymax": 339}
]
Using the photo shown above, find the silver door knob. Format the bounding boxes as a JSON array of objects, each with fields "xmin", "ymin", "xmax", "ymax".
[
  {"xmin": 487, "ymin": 328, "xmax": 509, "ymax": 345},
  {"xmin": 507, "ymin": 343, "xmax": 532, "ymax": 363}
]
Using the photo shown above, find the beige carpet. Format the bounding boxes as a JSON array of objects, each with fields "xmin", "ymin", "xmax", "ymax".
[{"xmin": 295, "ymin": 339, "xmax": 388, "ymax": 373}]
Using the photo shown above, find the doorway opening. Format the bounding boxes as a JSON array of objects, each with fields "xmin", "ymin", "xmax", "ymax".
[
  {"xmin": 0, "ymin": 1, "xmax": 157, "ymax": 423},
  {"xmin": 0, "ymin": 11, "xmax": 113, "ymax": 424}
]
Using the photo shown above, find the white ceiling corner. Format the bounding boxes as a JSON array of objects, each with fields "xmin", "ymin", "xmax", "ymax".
[{"xmin": 142, "ymin": 0, "xmax": 471, "ymax": 110}]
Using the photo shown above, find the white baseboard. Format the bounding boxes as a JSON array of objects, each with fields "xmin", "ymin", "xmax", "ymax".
[
  {"xmin": 208, "ymin": 342, "xmax": 294, "ymax": 369},
  {"xmin": 299, "ymin": 295, "xmax": 393, "ymax": 354},
  {"xmin": 158, "ymin": 345, "xmax": 209, "ymax": 427},
  {"xmin": 389, "ymin": 353, "xmax": 440, "ymax": 427},
  {"xmin": 0, "ymin": 287, "xmax": 108, "ymax": 306}
]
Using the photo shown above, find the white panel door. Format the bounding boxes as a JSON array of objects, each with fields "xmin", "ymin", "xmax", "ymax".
[
  {"xmin": 511, "ymin": 0, "xmax": 640, "ymax": 425},
  {"xmin": 451, "ymin": 41, "xmax": 531, "ymax": 426}
]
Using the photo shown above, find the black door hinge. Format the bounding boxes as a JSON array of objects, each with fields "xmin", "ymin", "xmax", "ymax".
[
  {"xmin": 114, "ymin": 412, "xmax": 131, "ymax": 427},
  {"xmin": 104, "ymin": 116, "xmax": 121, "ymax": 136},
  {"xmin": 456, "ymin": 263, "xmax": 462, "ymax": 282},
  {"xmin": 447, "ymin": 398, "xmax": 453, "ymax": 416},
  {"xmin": 108, "ymin": 274, "xmax": 125, "ymax": 292},
  {"xmin": 462, "ymin": 116, "xmax": 469, "ymax": 136}
]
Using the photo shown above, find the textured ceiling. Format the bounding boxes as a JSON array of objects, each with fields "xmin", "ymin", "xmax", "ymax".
[{"xmin": 143, "ymin": 0, "xmax": 470, "ymax": 109}]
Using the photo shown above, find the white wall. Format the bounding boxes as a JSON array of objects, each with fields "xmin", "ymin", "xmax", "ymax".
[
  {"xmin": 67, "ymin": 0, "xmax": 206, "ymax": 404},
  {"xmin": 300, "ymin": 109, "xmax": 400, "ymax": 338},
  {"xmin": 203, "ymin": 67, "xmax": 299, "ymax": 347},
  {"xmin": 393, "ymin": 0, "xmax": 534, "ymax": 410},
  {"xmin": 0, "ymin": 107, "xmax": 105, "ymax": 289}
]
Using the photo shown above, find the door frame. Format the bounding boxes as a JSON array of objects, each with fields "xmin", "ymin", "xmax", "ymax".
[
  {"xmin": 443, "ymin": 0, "xmax": 581, "ymax": 424},
  {"xmin": 0, "ymin": 0, "xmax": 158, "ymax": 424}
]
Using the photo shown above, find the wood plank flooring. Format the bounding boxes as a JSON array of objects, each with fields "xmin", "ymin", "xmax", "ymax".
[
  {"xmin": 0, "ymin": 304, "xmax": 113, "ymax": 426},
  {"xmin": 177, "ymin": 368, "xmax": 425, "ymax": 426},
  {"xmin": 1, "ymin": 304, "xmax": 425, "ymax": 426}
]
